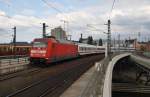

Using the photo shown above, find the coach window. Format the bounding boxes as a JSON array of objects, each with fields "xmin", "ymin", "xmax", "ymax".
[
  {"xmin": 4, "ymin": 47, "xmax": 6, "ymax": 51},
  {"xmin": 79, "ymin": 47, "xmax": 82, "ymax": 51},
  {"xmin": 81, "ymin": 47, "xmax": 83, "ymax": 51},
  {"xmin": 5, "ymin": 47, "xmax": 8, "ymax": 52},
  {"xmin": 16, "ymin": 47, "xmax": 18, "ymax": 52},
  {"xmin": 24, "ymin": 48, "xmax": 26, "ymax": 52},
  {"xmin": 1, "ymin": 47, "xmax": 3, "ymax": 51}
]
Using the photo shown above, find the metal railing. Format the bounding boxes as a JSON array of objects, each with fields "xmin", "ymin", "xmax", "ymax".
[
  {"xmin": 0, "ymin": 57, "xmax": 29, "ymax": 67},
  {"xmin": 0, "ymin": 55, "xmax": 28, "ymax": 59}
]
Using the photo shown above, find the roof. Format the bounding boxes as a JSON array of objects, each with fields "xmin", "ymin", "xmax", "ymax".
[
  {"xmin": 77, "ymin": 43, "xmax": 105, "ymax": 48},
  {"xmin": 138, "ymin": 42, "xmax": 149, "ymax": 44},
  {"xmin": 125, "ymin": 39, "xmax": 136, "ymax": 44},
  {"xmin": 0, "ymin": 42, "xmax": 32, "ymax": 46},
  {"xmin": 34, "ymin": 38, "xmax": 74, "ymax": 45}
]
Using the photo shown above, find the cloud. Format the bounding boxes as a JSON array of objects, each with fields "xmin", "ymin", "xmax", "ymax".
[
  {"xmin": 112, "ymin": 6, "xmax": 150, "ymax": 29},
  {"xmin": 0, "ymin": 0, "xmax": 12, "ymax": 6},
  {"xmin": 42, "ymin": 0, "xmax": 66, "ymax": 13},
  {"xmin": 0, "ymin": 0, "xmax": 150, "ymax": 43},
  {"xmin": 0, "ymin": 10, "xmax": 6, "ymax": 16},
  {"xmin": 20, "ymin": 9, "xmax": 36, "ymax": 16}
]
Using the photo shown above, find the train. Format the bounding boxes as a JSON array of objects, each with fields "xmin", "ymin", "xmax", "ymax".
[
  {"xmin": 30, "ymin": 37, "xmax": 105, "ymax": 64},
  {"xmin": 0, "ymin": 42, "xmax": 31, "ymax": 56},
  {"xmin": 78, "ymin": 43, "xmax": 105, "ymax": 55}
]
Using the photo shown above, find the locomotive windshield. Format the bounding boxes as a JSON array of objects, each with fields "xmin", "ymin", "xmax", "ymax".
[{"xmin": 33, "ymin": 42, "xmax": 47, "ymax": 47}]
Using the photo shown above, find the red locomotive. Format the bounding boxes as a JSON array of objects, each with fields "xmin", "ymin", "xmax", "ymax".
[{"xmin": 30, "ymin": 37, "xmax": 78, "ymax": 64}]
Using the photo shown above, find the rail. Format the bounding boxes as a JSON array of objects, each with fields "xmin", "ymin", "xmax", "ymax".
[
  {"xmin": 4, "ymin": 55, "xmax": 99, "ymax": 97},
  {"xmin": 130, "ymin": 54, "xmax": 150, "ymax": 85}
]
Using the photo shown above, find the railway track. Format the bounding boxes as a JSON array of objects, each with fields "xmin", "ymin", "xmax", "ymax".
[
  {"xmin": 0, "ymin": 66, "xmax": 42, "ymax": 81},
  {"xmin": 112, "ymin": 82, "xmax": 150, "ymax": 93},
  {"xmin": 7, "ymin": 62, "xmax": 90, "ymax": 97},
  {"xmin": 0, "ymin": 54, "xmax": 104, "ymax": 97}
]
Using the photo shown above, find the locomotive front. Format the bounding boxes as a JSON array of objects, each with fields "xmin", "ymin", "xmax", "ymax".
[{"xmin": 30, "ymin": 39, "xmax": 49, "ymax": 64}]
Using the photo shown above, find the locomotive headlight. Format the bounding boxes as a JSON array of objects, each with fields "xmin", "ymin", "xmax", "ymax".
[
  {"xmin": 40, "ymin": 50, "xmax": 46, "ymax": 54},
  {"xmin": 31, "ymin": 50, "xmax": 37, "ymax": 53},
  {"xmin": 31, "ymin": 50, "xmax": 46, "ymax": 54}
]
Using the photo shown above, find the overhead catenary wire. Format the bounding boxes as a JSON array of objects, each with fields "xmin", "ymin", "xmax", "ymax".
[
  {"xmin": 42, "ymin": 0, "xmax": 63, "ymax": 14},
  {"xmin": 41, "ymin": 0, "xmax": 92, "ymax": 28},
  {"xmin": 87, "ymin": 24, "xmax": 106, "ymax": 32},
  {"xmin": 42, "ymin": 0, "xmax": 104, "ymax": 35},
  {"xmin": 41, "ymin": 0, "xmax": 69, "ymax": 20},
  {"xmin": 0, "ymin": 0, "xmax": 11, "ymax": 6},
  {"xmin": 0, "ymin": 0, "xmax": 45, "ymax": 27},
  {"xmin": 85, "ymin": 0, "xmax": 117, "ymax": 36},
  {"xmin": 0, "ymin": 0, "xmax": 13, "ymax": 18},
  {"xmin": 41, "ymin": 0, "xmax": 71, "ymax": 36},
  {"xmin": 109, "ymin": 0, "xmax": 116, "ymax": 19}
]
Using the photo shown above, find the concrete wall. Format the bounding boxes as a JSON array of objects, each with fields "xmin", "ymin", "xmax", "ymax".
[{"xmin": 103, "ymin": 53, "xmax": 131, "ymax": 97}]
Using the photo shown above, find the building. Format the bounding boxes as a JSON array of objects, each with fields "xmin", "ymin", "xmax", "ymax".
[
  {"xmin": 51, "ymin": 26, "xmax": 67, "ymax": 40},
  {"xmin": 125, "ymin": 39, "xmax": 137, "ymax": 48},
  {"xmin": 135, "ymin": 42, "xmax": 150, "ymax": 51}
]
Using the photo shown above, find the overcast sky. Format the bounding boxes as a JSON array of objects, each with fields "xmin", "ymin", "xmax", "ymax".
[{"xmin": 0, "ymin": 0, "xmax": 150, "ymax": 43}]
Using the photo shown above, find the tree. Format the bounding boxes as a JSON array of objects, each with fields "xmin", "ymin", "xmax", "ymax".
[
  {"xmin": 87, "ymin": 36, "xmax": 93, "ymax": 45},
  {"xmin": 79, "ymin": 38, "xmax": 82, "ymax": 43},
  {"xmin": 98, "ymin": 38, "xmax": 103, "ymax": 46},
  {"xmin": 140, "ymin": 45, "xmax": 146, "ymax": 51}
]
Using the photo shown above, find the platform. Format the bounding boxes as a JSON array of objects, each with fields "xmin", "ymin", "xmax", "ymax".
[
  {"xmin": 60, "ymin": 53, "xmax": 131, "ymax": 97},
  {"xmin": 60, "ymin": 64, "xmax": 96, "ymax": 97}
]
